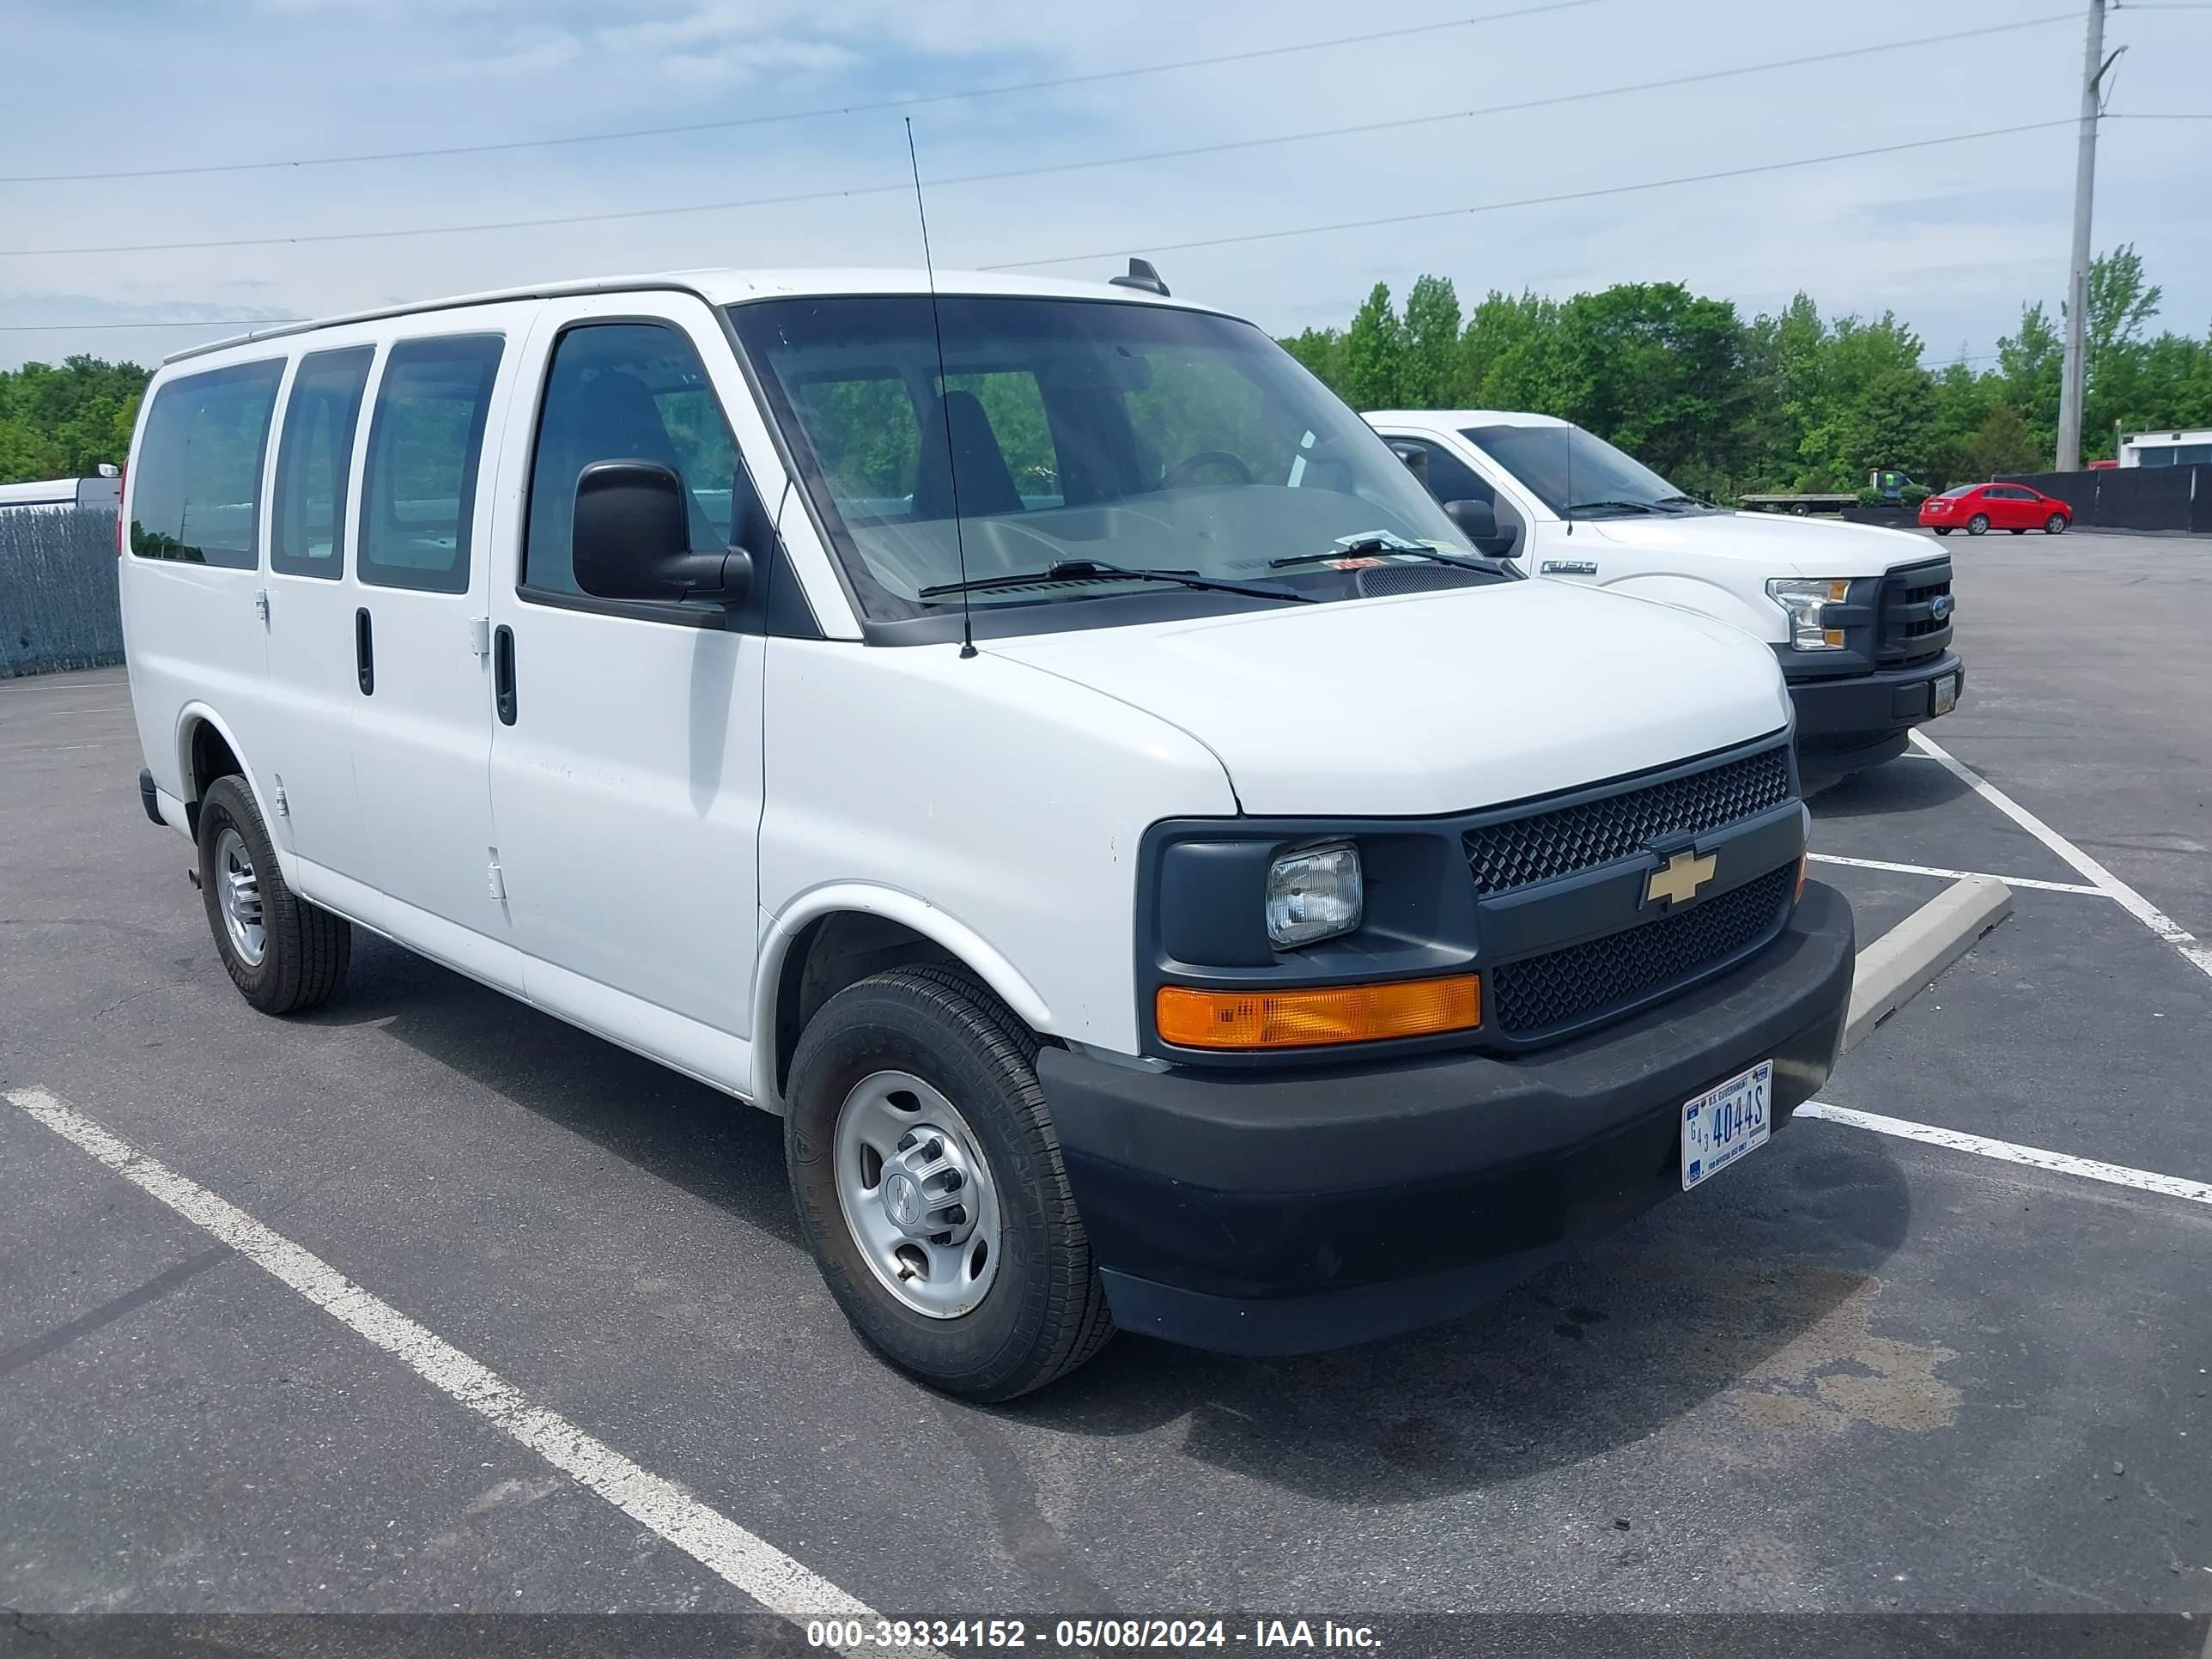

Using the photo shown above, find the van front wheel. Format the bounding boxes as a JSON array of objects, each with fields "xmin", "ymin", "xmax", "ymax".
[
  {"xmin": 196, "ymin": 775, "xmax": 351, "ymax": 1014},
  {"xmin": 784, "ymin": 967, "xmax": 1113, "ymax": 1400}
]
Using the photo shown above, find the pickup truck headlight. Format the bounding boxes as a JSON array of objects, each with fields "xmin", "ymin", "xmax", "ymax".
[
  {"xmin": 1766, "ymin": 577, "xmax": 1850, "ymax": 650},
  {"xmin": 1266, "ymin": 842, "xmax": 1363, "ymax": 948}
]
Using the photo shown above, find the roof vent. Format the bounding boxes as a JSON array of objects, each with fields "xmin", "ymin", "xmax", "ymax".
[{"xmin": 1108, "ymin": 258, "xmax": 1170, "ymax": 298}]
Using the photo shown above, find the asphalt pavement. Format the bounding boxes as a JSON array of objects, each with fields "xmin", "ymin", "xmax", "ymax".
[{"xmin": 2, "ymin": 531, "xmax": 2207, "ymax": 1640}]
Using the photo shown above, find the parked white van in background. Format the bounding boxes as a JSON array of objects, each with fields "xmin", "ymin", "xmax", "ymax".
[
  {"xmin": 1366, "ymin": 411, "xmax": 1963, "ymax": 781},
  {"xmin": 121, "ymin": 268, "xmax": 1854, "ymax": 1399}
]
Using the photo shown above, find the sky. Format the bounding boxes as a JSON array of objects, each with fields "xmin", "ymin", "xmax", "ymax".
[{"xmin": 2, "ymin": 0, "xmax": 2208, "ymax": 374}]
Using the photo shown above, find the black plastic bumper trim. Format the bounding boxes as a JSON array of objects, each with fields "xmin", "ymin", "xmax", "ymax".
[
  {"xmin": 137, "ymin": 768, "xmax": 164, "ymax": 827},
  {"xmin": 1787, "ymin": 651, "xmax": 1962, "ymax": 754},
  {"xmin": 1040, "ymin": 883, "xmax": 1854, "ymax": 1352}
]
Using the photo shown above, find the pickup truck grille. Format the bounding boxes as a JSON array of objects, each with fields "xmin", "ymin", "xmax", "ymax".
[
  {"xmin": 1462, "ymin": 742, "xmax": 1792, "ymax": 896},
  {"xmin": 1490, "ymin": 862, "xmax": 1797, "ymax": 1036},
  {"xmin": 1878, "ymin": 557, "xmax": 1954, "ymax": 665}
]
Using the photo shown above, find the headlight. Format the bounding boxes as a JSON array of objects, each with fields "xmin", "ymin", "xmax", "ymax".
[
  {"xmin": 1266, "ymin": 842, "xmax": 1363, "ymax": 948},
  {"xmin": 1766, "ymin": 577, "xmax": 1850, "ymax": 650}
]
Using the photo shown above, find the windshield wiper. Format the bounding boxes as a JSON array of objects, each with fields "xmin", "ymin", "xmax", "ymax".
[
  {"xmin": 919, "ymin": 558, "xmax": 1315, "ymax": 604},
  {"xmin": 1651, "ymin": 493, "xmax": 1711, "ymax": 511},
  {"xmin": 1561, "ymin": 499, "xmax": 1662, "ymax": 518},
  {"xmin": 1268, "ymin": 535, "xmax": 1517, "ymax": 578}
]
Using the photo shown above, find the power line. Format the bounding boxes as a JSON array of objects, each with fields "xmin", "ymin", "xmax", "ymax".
[
  {"xmin": 983, "ymin": 119, "xmax": 2081, "ymax": 269},
  {"xmin": 0, "ymin": 0, "xmax": 1607, "ymax": 186},
  {"xmin": 0, "ymin": 16, "xmax": 2093, "ymax": 262},
  {"xmin": 0, "ymin": 118, "xmax": 2084, "ymax": 332}
]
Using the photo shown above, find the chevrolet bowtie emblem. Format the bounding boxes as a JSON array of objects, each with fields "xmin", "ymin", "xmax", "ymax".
[{"xmin": 1645, "ymin": 848, "xmax": 1717, "ymax": 908}]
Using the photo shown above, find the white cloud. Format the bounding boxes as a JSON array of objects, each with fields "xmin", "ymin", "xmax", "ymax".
[{"xmin": 2, "ymin": 0, "xmax": 2207, "ymax": 372}]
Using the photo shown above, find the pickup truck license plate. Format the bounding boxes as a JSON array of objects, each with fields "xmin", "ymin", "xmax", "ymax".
[
  {"xmin": 1932, "ymin": 673, "xmax": 1959, "ymax": 716},
  {"xmin": 1681, "ymin": 1060, "xmax": 1772, "ymax": 1191}
]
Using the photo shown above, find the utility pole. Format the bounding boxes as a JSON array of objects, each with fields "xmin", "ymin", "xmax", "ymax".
[{"xmin": 2057, "ymin": 0, "xmax": 2113, "ymax": 473}]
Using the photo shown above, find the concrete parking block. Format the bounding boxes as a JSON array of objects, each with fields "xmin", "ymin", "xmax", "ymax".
[{"xmin": 1844, "ymin": 875, "xmax": 2012, "ymax": 1052}]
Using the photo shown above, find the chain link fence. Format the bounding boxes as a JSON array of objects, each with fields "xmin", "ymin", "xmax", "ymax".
[{"xmin": 0, "ymin": 507, "xmax": 125, "ymax": 678}]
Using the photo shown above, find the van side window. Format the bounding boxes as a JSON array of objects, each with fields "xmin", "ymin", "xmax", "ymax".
[
  {"xmin": 270, "ymin": 346, "xmax": 373, "ymax": 579},
  {"xmin": 129, "ymin": 361, "xmax": 284, "ymax": 568},
  {"xmin": 359, "ymin": 335, "xmax": 503, "ymax": 594},
  {"xmin": 524, "ymin": 323, "xmax": 744, "ymax": 600}
]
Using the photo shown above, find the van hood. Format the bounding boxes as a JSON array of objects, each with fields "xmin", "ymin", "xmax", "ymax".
[
  {"xmin": 1586, "ymin": 510, "xmax": 1930, "ymax": 578},
  {"xmin": 985, "ymin": 581, "xmax": 1792, "ymax": 816}
]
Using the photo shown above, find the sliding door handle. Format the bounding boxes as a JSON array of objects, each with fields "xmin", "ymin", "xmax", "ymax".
[
  {"xmin": 493, "ymin": 625, "xmax": 516, "ymax": 726},
  {"xmin": 355, "ymin": 608, "xmax": 374, "ymax": 696}
]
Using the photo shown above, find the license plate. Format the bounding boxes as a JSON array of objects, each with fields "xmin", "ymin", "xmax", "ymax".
[
  {"xmin": 1932, "ymin": 673, "xmax": 1959, "ymax": 716},
  {"xmin": 1681, "ymin": 1060, "xmax": 1772, "ymax": 1191}
]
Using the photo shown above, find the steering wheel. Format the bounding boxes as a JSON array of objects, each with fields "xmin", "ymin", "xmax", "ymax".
[{"xmin": 1161, "ymin": 449, "xmax": 1255, "ymax": 489}]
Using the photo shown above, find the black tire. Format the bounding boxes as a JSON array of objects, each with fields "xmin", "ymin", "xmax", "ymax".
[
  {"xmin": 196, "ymin": 775, "xmax": 351, "ymax": 1014},
  {"xmin": 784, "ymin": 966, "xmax": 1113, "ymax": 1401},
  {"xmin": 1966, "ymin": 514, "xmax": 1990, "ymax": 536},
  {"xmin": 2045, "ymin": 514, "xmax": 2068, "ymax": 534},
  {"xmin": 1932, "ymin": 526, "xmax": 1953, "ymax": 535}
]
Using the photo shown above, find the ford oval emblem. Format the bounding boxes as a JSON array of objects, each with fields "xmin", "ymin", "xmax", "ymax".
[{"xmin": 1930, "ymin": 593, "xmax": 1955, "ymax": 622}]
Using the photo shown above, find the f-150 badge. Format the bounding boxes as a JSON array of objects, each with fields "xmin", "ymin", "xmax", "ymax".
[{"xmin": 1540, "ymin": 559, "xmax": 1599, "ymax": 576}]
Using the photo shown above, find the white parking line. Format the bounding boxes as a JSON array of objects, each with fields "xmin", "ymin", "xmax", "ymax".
[
  {"xmin": 1808, "ymin": 852, "xmax": 2105, "ymax": 896},
  {"xmin": 1798, "ymin": 1102, "xmax": 2212, "ymax": 1206},
  {"xmin": 5, "ymin": 1085, "xmax": 884, "ymax": 1641},
  {"xmin": 1911, "ymin": 730, "xmax": 2212, "ymax": 985}
]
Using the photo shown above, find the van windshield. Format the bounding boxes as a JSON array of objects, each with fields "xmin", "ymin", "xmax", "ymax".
[
  {"xmin": 1461, "ymin": 422, "xmax": 1716, "ymax": 520},
  {"xmin": 730, "ymin": 295, "xmax": 1477, "ymax": 624}
]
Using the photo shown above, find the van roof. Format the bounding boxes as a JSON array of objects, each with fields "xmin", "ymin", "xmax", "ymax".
[{"xmin": 162, "ymin": 267, "xmax": 1217, "ymax": 366}]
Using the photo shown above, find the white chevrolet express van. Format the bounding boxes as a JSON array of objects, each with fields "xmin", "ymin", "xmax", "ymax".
[
  {"xmin": 121, "ymin": 269, "xmax": 1854, "ymax": 1398},
  {"xmin": 1366, "ymin": 410, "xmax": 1963, "ymax": 779}
]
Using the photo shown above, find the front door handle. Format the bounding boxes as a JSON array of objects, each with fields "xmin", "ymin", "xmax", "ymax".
[
  {"xmin": 355, "ymin": 608, "xmax": 374, "ymax": 696},
  {"xmin": 493, "ymin": 625, "xmax": 516, "ymax": 726}
]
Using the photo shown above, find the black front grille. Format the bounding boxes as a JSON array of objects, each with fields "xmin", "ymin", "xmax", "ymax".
[
  {"xmin": 1880, "ymin": 558, "xmax": 1953, "ymax": 663},
  {"xmin": 1490, "ymin": 863, "xmax": 1797, "ymax": 1036},
  {"xmin": 1462, "ymin": 744, "xmax": 1792, "ymax": 896}
]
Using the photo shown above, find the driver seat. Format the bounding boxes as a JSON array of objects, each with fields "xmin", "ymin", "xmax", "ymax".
[{"xmin": 912, "ymin": 391, "xmax": 1024, "ymax": 520}]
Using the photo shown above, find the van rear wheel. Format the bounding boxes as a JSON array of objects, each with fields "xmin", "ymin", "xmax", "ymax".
[
  {"xmin": 784, "ymin": 966, "xmax": 1113, "ymax": 1401},
  {"xmin": 196, "ymin": 775, "xmax": 351, "ymax": 1014}
]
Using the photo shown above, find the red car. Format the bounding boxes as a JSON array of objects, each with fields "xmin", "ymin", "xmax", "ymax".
[{"xmin": 1919, "ymin": 482, "xmax": 2072, "ymax": 537}]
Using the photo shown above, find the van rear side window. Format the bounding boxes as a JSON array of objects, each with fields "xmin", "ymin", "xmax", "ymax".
[
  {"xmin": 359, "ymin": 335, "xmax": 503, "ymax": 594},
  {"xmin": 271, "ymin": 346, "xmax": 374, "ymax": 579},
  {"xmin": 130, "ymin": 361, "xmax": 284, "ymax": 568}
]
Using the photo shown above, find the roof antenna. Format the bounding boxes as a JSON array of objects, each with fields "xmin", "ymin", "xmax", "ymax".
[{"xmin": 906, "ymin": 117, "xmax": 976, "ymax": 659}]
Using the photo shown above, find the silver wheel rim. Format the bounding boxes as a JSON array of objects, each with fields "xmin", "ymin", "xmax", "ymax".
[
  {"xmin": 214, "ymin": 826, "xmax": 266, "ymax": 968},
  {"xmin": 832, "ymin": 1069, "xmax": 1003, "ymax": 1319}
]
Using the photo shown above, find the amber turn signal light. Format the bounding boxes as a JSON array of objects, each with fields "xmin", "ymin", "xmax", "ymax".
[
  {"xmin": 1156, "ymin": 975, "xmax": 1481, "ymax": 1050},
  {"xmin": 1795, "ymin": 851, "xmax": 1808, "ymax": 902}
]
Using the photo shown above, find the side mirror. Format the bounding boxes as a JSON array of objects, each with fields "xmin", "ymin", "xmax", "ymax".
[
  {"xmin": 1389, "ymin": 441, "xmax": 1430, "ymax": 488},
  {"xmin": 1444, "ymin": 496, "xmax": 1517, "ymax": 556},
  {"xmin": 573, "ymin": 459, "xmax": 753, "ymax": 606}
]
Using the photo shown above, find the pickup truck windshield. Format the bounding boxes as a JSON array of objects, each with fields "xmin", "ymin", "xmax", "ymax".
[
  {"xmin": 730, "ymin": 295, "xmax": 1474, "ymax": 623},
  {"xmin": 1462, "ymin": 422, "xmax": 1713, "ymax": 520}
]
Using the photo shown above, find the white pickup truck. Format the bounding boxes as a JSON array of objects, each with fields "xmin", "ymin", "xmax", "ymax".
[{"xmin": 1367, "ymin": 410, "xmax": 1962, "ymax": 779}]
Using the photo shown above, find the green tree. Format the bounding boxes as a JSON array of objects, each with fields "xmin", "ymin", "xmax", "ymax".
[
  {"xmin": 0, "ymin": 354, "xmax": 152, "ymax": 483},
  {"xmin": 1340, "ymin": 283, "xmax": 1405, "ymax": 411},
  {"xmin": 1277, "ymin": 326, "xmax": 1346, "ymax": 396},
  {"xmin": 1459, "ymin": 289, "xmax": 1557, "ymax": 409},
  {"xmin": 1959, "ymin": 404, "xmax": 2042, "ymax": 479},
  {"xmin": 1996, "ymin": 301, "xmax": 2062, "ymax": 465},
  {"xmin": 1790, "ymin": 312, "xmax": 1932, "ymax": 487},
  {"xmin": 1398, "ymin": 275, "xmax": 1464, "ymax": 406}
]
